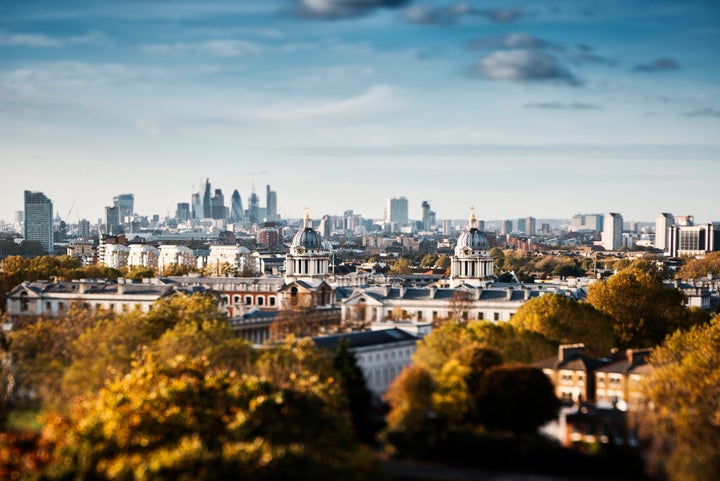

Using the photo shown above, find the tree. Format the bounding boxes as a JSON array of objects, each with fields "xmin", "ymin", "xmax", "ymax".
[
  {"xmin": 510, "ymin": 294, "xmax": 615, "ymax": 357},
  {"xmin": 632, "ymin": 315, "xmax": 720, "ymax": 481},
  {"xmin": 676, "ymin": 251, "xmax": 720, "ymax": 279},
  {"xmin": 447, "ymin": 290, "xmax": 474, "ymax": 324},
  {"xmin": 586, "ymin": 268, "xmax": 694, "ymax": 348},
  {"xmin": 474, "ymin": 365, "xmax": 560, "ymax": 436},
  {"xmin": 389, "ymin": 258, "xmax": 413, "ymax": 275},
  {"xmin": 39, "ymin": 353, "xmax": 377, "ymax": 481},
  {"xmin": 332, "ymin": 340, "xmax": 374, "ymax": 443},
  {"xmin": 384, "ymin": 365, "xmax": 435, "ymax": 433},
  {"xmin": 467, "ymin": 321, "xmax": 557, "ymax": 364}
]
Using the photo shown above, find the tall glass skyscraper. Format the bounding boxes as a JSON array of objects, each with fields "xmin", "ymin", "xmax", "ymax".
[{"xmin": 24, "ymin": 190, "xmax": 53, "ymax": 253}]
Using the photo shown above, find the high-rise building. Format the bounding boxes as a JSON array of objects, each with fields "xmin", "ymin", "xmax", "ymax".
[
  {"xmin": 202, "ymin": 178, "xmax": 212, "ymax": 218},
  {"xmin": 516, "ymin": 218, "xmax": 526, "ymax": 234},
  {"xmin": 176, "ymin": 203, "xmax": 190, "ymax": 221},
  {"xmin": 105, "ymin": 206, "xmax": 121, "ymax": 235},
  {"xmin": 191, "ymin": 193, "xmax": 202, "ymax": 219},
  {"xmin": 500, "ymin": 220, "xmax": 513, "ymax": 235},
  {"xmin": 266, "ymin": 185, "xmax": 277, "ymax": 222},
  {"xmin": 386, "ymin": 197, "xmax": 408, "ymax": 227},
  {"xmin": 211, "ymin": 189, "xmax": 226, "ymax": 220},
  {"xmin": 78, "ymin": 219, "xmax": 91, "ymax": 239},
  {"xmin": 603, "ymin": 213, "xmax": 624, "ymax": 251},
  {"xmin": 676, "ymin": 215, "xmax": 694, "ymax": 227},
  {"xmin": 421, "ymin": 201, "xmax": 431, "ymax": 231},
  {"xmin": 230, "ymin": 190, "xmax": 243, "ymax": 222},
  {"xmin": 668, "ymin": 223, "xmax": 720, "ymax": 257},
  {"xmin": 655, "ymin": 212, "xmax": 675, "ymax": 252},
  {"xmin": 525, "ymin": 216, "xmax": 536, "ymax": 235},
  {"xmin": 569, "ymin": 214, "xmax": 603, "ymax": 232},
  {"xmin": 113, "ymin": 194, "xmax": 134, "ymax": 225},
  {"xmin": 248, "ymin": 191, "xmax": 259, "ymax": 224},
  {"xmin": 24, "ymin": 190, "xmax": 53, "ymax": 253}
]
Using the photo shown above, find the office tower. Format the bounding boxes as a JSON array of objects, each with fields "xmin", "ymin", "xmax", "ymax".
[
  {"xmin": 655, "ymin": 212, "xmax": 675, "ymax": 251},
  {"xmin": 266, "ymin": 185, "xmax": 277, "ymax": 222},
  {"xmin": 442, "ymin": 220, "xmax": 452, "ymax": 236},
  {"xmin": 105, "ymin": 206, "xmax": 121, "ymax": 235},
  {"xmin": 24, "ymin": 190, "xmax": 53, "ymax": 253},
  {"xmin": 525, "ymin": 216, "xmax": 536, "ymax": 235},
  {"xmin": 211, "ymin": 189, "xmax": 226, "ymax": 220},
  {"xmin": 230, "ymin": 190, "xmax": 243, "ymax": 222},
  {"xmin": 191, "ymin": 192, "xmax": 202, "ymax": 219},
  {"xmin": 14, "ymin": 211, "xmax": 24, "ymax": 224},
  {"xmin": 516, "ymin": 218, "xmax": 526, "ymax": 234},
  {"xmin": 421, "ymin": 201, "xmax": 431, "ymax": 231},
  {"xmin": 319, "ymin": 215, "xmax": 331, "ymax": 238},
  {"xmin": 603, "ymin": 213, "xmax": 623, "ymax": 250},
  {"xmin": 113, "ymin": 194, "xmax": 134, "ymax": 225},
  {"xmin": 78, "ymin": 219, "xmax": 91, "ymax": 239},
  {"xmin": 668, "ymin": 223, "xmax": 720, "ymax": 257},
  {"xmin": 570, "ymin": 214, "xmax": 604, "ymax": 232},
  {"xmin": 541, "ymin": 223, "xmax": 551, "ymax": 234},
  {"xmin": 202, "ymin": 178, "xmax": 212, "ymax": 218},
  {"xmin": 500, "ymin": 220, "xmax": 513, "ymax": 235},
  {"xmin": 248, "ymin": 191, "xmax": 259, "ymax": 224},
  {"xmin": 176, "ymin": 203, "xmax": 190, "ymax": 221},
  {"xmin": 386, "ymin": 197, "xmax": 409, "ymax": 226},
  {"xmin": 676, "ymin": 215, "xmax": 694, "ymax": 227}
]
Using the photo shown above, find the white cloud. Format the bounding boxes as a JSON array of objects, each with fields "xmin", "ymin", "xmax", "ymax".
[
  {"xmin": 472, "ymin": 49, "xmax": 580, "ymax": 86},
  {"xmin": 0, "ymin": 30, "xmax": 107, "ymax": 48},
  {"xmin": 141, "ymin": 39, "xmax": 263, "ymax": 57}
]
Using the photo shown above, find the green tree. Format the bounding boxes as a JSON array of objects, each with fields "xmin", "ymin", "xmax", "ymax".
[
  {"xmin": 632, "ymin": 315, "xmax": 720, "ymax": 481},
  {"xmin": 474, "ymin": 365, "xmax": 560, "ymax": 436},
  {"xmin": 419, "ymin": 254, "xmax": 438, "ymax": 268},
  {"xmin": 389, "ymin": 258, "xmax": 413, "ymax": 275},
  {"xmin": 467, "ymin": 321, "xmax": 557, "ymax": 364},
  {"xmin": 586, "ymin": 268, "xmax": 693, "ymax": 348},
  {"xmin": 510, "ymin": 294, "xmax": 615, "ymax": 356},
  {"xmin": 433, "ymin": 255, "xmax": 451, "ymax": 269}
]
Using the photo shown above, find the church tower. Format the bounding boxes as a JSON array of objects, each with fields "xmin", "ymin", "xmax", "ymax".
[{"xmin": 450, "ymin": 209, "xmax": 494, "ymax": 287}]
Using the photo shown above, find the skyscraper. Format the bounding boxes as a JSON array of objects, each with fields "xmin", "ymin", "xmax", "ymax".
[
  {"xmin": 421, "ymin": 201, "xmax": 431, "ymax": 231},
  {"xmin": 525, "ymin": 216, "xmax": 536, "ymax": 235},
  {"xmin": 24, "ymin": 190, "xmax": 53, "ymax": 253},
  {"xmin": 230, "ymin": 190, "xmax": 243, "ymax": 222},
  {"xmin": 191, "ymin": 192, "xmax": 202, "ymax": 219},
  {"xmin": 105, "ymin": 206, "xmax": 121, "ymax": 235},
  {"xmin": 386, "ymin": 197, "xmax": 408, "ymax": 227},
  {"xmin": 176, "ymin": 203, "xmax": 190, "ymax": 221},
  {"xmin": 211, "ymin": 189, "xmax": 226, "ymax": 220},
  {"xmin": 516, "ymin": 218, "xmax": 526, "ymax": 234},
  {"xmin": 202, "ymin": 178, "xmax": 212, "ymax": 218},
  {"xmin": 113, "ymin": 194, "xmax": 134, "ymax": 225},
  {"xmin": 266, "ymin": 185, "xmax": 277, "ymax": 222},
  {"xmin": 603, "ymin": 213, "xmax": 624, "ymax": 251},
  {"xmin": 248, "ymin": 191, "xmax": 259, "ymax": 224}
]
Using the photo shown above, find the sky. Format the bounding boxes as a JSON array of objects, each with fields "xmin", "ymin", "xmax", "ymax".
[{"xmin": 1, "ymin": 0, "xmax": 719, "ymax": 225}]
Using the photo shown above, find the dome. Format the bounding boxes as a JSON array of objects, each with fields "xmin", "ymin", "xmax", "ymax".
[
  {"xmin": 290, "ymin": 209, "xmax": 324, "ymax": 253},
  {"xmin": 454, "ymin": 209, "xmax": 488, "ymax": 255}
]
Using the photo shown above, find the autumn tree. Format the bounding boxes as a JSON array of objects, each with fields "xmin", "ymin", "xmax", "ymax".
[
  {"xmin": 332, "ymin": 340, "xmax": 374, "ymax": 443},
  {"xmin": 39, "ymin": 353, "xmax": 377, "ymax": 481},
  {"xmin": 510, "ymin": 293, "xmax": 615, "ymax": 356},
  {"xmin": 467, "ymin": 321, "xmax": 557, "ymax": 364},
  {"xmin": 632, "ymin": 315, "xmax": 720, "ymax": 481},
  {"xmin": 676, "ymin": 251, "xmax": 720, "ymax": 279},
  {"xmin": 474, "ymin": 365, "xmax": 560, "ymax": 436},
  {"xmin": 586, "ymin": 268, "xmax": 694, "ymax": 348},
  {"xmin": 389, "ymin": 258, "xmax": 413, "ymax": 275},
  {"xmin": 384, "ymin": 364, "xmax": 435, "ymax": 433}
]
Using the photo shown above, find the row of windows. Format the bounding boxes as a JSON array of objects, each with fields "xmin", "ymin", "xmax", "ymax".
[{"xmin": 224, "ymin": 294, "xmax": 276, "ymax": 307}]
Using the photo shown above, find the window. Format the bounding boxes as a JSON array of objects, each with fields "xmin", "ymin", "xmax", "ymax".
[
  {"xmin": 478, "ymin": 312, "xmax": 484, "ymax": 320},
  {"xmin": 493, "ymin": 312, "xmax": 500, "ymax": 321},
  {"xmin": 46, "ymin": 301, "xmax": 52, "ymax": 311},
  {"xmin": 258, "ymin": 297, "xmax": 264, "ymax": 306},
  {"xmin": 417, "ymin": 311, "xmax": 423, "ymax": 320},
  {"xmin": 19, "ymin": 292, "xmax": 29, "ymax": 312},
  {"xmin": 58, "ymin": 302, "xmax": 65, "ymax": 312},
  {"xmin": 245, "ymin": 296, "xmax": 252, "ymax": 305},
  {"xmin": 233, "ymin": 295, "xmax": 241, "ymax": 304},
  {"xmin": 269, "ymin": 297, "xmax": 276, "ymax": 306}
]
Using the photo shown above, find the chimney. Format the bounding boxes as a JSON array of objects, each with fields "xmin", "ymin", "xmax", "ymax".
[
  {"xmin": 506, "ymin": 287, "xmax": 514, "ymax": 300},
  {"xmin": 558, "ymin": 343, "xmax": 585, "ymax": 362}
]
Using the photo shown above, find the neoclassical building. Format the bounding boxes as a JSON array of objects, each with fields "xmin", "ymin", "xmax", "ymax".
[{"xmin": 449, "ymin": 210, "xmax": 494, "ymax": 287}]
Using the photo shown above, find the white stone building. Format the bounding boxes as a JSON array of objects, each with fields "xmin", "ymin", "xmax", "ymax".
[
  {"xmin": 128, "ymin": 244, "xmax": 160, "ymax": 269},
  {"xmin": 158, "ymin": 245, "xmax": 196, "ymax": 274}
]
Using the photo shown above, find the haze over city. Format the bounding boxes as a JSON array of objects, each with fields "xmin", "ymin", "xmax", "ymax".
[{"xmin": 2, "ymin": 0, "xmax": 719, "ymax": 223}]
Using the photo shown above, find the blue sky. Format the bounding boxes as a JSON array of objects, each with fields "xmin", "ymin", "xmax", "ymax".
[{"xmin": 1, "ymin": 0, "xmax": 719, "ymax": 225}]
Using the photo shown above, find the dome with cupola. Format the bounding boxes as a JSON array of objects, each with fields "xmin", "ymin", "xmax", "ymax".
[
  {"xmin": 455, "ymin": 209, "xmax": 488, "ymax": 256},
  {"xmin": 291, "ymin": 209, "xmax": 324, "ymax": 254}
]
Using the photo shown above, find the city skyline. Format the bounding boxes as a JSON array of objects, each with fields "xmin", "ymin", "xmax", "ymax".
[{"xmin": 2, "ymin": 0, "xmax": 719, "ymax": 224}]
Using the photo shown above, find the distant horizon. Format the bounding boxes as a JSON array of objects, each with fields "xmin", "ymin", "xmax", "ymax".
[{"xmin": 2, "ymin": 1, "xmax": 719, "ymax": 225}]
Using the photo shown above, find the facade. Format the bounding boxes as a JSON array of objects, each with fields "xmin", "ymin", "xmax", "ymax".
[
  {"xmin": 500, "ymin": 220, "xmax": 513, "ymax": 235},
  {"xmin": 602, "ymin": 213, "xmax": 623, "ymax": 251},
  {"xmin": 536, "ymin": 344, "xmax": 609, "ymax": 405},
  {"xmin": 570, "ymin": 214, "xmax": 603, "ymax": 233},
  {"xmin": 655, "ymin": 212, "xmax": 674, "ymax": 251},
  {"xmin": 206, "ymin": 245, "xmax": 252, "ymax": 274},
  {"xmin": 313, "ymin": 328, "xmax": 418, "ymax": 399},
  {"xmin": 127, "ymin": 244, "xmax": 160, "ymax": 268},
  {"xmin": 105, "ymin": 206, "xmax": 121, "ymax": 235},
  {"xmin": 668, "ymin": 223, "xmax": 720, "ymax": 257},
  {"xmin": 24, "ymin": 190, "xmax": 53, "ymax": 253},
  {"xmin": 594, "ymin": 349, "xmax": 652, "ymax": 410},
  {"xmin": 266, "ymin": 185, "xmax": 277, "ymax": 222},
  {"xmin": 103, "ymin": 243, "xmax": 130, "ymax": 269},
  {"xmin": 5, "ymin": 278, "xmax": 191, "ymax": 321},
  {"xmin": 113, "ymin": 193, "xmax": 134, "ymax": 224},
  {"xmin": 525, "ymin": 216, "xmax": 536, "ymax": 235},
  {"xmin": 176, "ymin": 202, "xmax": 190, "ymax": 221},
  {"xmin": 157, "ymin": 245, "xmax": 195, "ymax": 274}
]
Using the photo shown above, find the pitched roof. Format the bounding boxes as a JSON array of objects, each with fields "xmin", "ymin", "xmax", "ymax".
[{"xmin": 313, "ymin": 328, "xmax": 417, "ymax": 350}]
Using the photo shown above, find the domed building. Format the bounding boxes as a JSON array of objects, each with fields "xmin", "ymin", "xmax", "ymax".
[
  {"xmin": 449, "ymin": 209, "xmax": 494, "ymax": 286},
  {"xmin": 285, "ymin": 210, "xmax": 330, "ymax": 280},
  {"xmin": 279, "ymin": 210, "xmax": 334, "ymax": 312}
]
